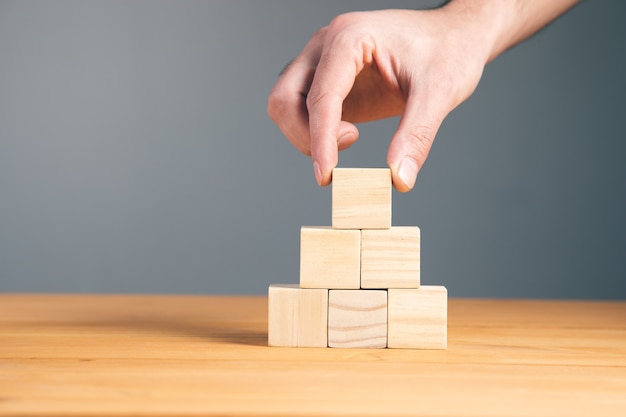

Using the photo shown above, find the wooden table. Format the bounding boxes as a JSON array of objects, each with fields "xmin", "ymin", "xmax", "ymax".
[{"xmin": 1, "ymin": 295, "xmax": 625, "ymax": 416}]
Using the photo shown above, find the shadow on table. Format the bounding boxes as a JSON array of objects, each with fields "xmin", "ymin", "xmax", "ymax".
[
  {"xmin": 122, "ymin": 318, "xmax": 265, "ymax": 347},
  {"xmin": 56, "ymin": 314, "xmax": 268, "ymax": 347},
  {"xmin": 14, "ymin": 295, "xmax": 270, "ymax": 347}
]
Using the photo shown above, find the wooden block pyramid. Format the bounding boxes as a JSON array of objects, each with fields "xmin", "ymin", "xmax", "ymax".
[{"xmin": 268, "ymin": 168, "xmax": 447, "ymax": 349}]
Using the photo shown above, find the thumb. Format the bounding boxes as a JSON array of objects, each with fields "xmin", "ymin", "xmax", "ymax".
[{"xmin": 386, "ymin": 94, "xmax": 445, "ymax": 192}]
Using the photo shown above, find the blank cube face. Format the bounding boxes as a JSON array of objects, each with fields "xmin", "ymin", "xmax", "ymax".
[
  {"xmin": 268, "ymin": 284, "xmax": 328, "ymax": 347},
  {"xmin": 300, "ymin": 227, "xmax": 360, "ymax": 289},
  {"xmin": 361, "ymin": 227, "xmax": 420, "ymax": 289},
  {"xmin": 387, "ymin": 286, "xmax": 447, "ymax": 349},
  {"xmin": 328, "ymin": 290, "xmax": 387, "ymax": 348},
  {"xmin": 332, "ymin": 168, "xmax": 391, "ymax": 229}
]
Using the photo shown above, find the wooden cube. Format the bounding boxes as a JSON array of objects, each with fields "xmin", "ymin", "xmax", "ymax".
[
  {"xmin": 328, "ymin": 289, "xmax": 387, "ymax": 348},
  {"xmin": 332, "ymin": 168, "xmax": 391, "ymax": 229},
  {"xmin": 387, "ymin": 286, "xmax": 447, "ymax": 349},
  {"xmin": 268, "ymin": 284, "xmax": 328, "ymax": 347},
  {"xmin": 300, "ymin": 226, "xmax": 360, "ymax": 289},
  {"xmin": 361, "ymin": 227, "xmax": 420, "ymax": 289}
]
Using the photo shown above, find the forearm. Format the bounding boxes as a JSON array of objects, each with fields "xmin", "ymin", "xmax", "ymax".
[{"xmin": 443, "ymin": 0, "xmax": 580, "ymax": 63}]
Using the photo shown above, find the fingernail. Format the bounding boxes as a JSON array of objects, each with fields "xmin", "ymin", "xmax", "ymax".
[
  {"xmin": 337, "ymin": 131, "xmax": 355, "ymax": 148},
  {"xmin": 313, "ymin": 160, "xmax": 323, "ymax": 185},
  {"xmin": 397, "ymin": 157, "xmax": 419, "ymax": 190}
]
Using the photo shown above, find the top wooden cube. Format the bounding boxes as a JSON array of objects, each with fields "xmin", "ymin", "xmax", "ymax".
[{"xmin": 332, "ymin": 168, "xmax": 392, "ymax": 229}]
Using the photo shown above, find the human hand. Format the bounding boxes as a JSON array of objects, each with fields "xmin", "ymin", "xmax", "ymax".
[
  {"xmin": 268, "ymin": 1, "xmax": 579, "ymax": 191},
  {"xmin": 268, "ymin": 7, "xmax": 489, "ymax": 191}
]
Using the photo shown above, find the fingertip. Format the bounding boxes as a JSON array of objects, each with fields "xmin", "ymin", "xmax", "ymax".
[
  {"xmin": 387, "ymin": 117, "xmax": 440, "ymax": 192},
  {"xmin": 311, "ymin": 130, "xmax": 338, "ymax": 187},
  {"xmin": 337, "ymin": 122, "xmax": 359, "ymax": 151},
  {"xmin": 390, "ymin": 156, "xmax": 419, "ymax": 192},
  {"xmin": 313, "ymin": 159, "xmax": 334, "ymax": 186},
  {"xmin": 313, "ymin": 160, "xmax": 323, "ymax": 186}
]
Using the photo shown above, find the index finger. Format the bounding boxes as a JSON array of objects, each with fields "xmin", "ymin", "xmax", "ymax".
[{"xmin": 306, "ymin": 22, "xmax": 373, "ymax": 185}]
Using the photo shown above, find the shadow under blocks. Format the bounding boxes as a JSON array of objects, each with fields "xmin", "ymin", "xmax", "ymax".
[{"xmin": 268, "ymin": 168, "xmax": 447, "ymax": 349}]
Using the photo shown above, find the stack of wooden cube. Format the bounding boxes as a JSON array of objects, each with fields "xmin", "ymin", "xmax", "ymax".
[{"xmin": 268, "ymin": 168, "xmax": 447, "ymax": 349}]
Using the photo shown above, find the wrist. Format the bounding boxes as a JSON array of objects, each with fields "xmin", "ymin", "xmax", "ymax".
[
  {"xmin": 442, "ymin": 0, "xmax": 580, "ymax": 63},
  {"xmin": 437, "ymin": 0, "xmax": 512, "ymax": 66}
]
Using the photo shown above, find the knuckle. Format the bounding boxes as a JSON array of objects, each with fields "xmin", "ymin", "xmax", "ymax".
[
  {"xmin": 267, "ymin": 86, "xmax": 288, "ymax": 123},
  {"xmin": 327, "ymin": 12, "xmax": 373, "ymax": 52},
  {"xmin": 405, "ymin": 125, "xmax": 435, "ymax": 157},
  {"xmin": 306, "ymin": 82, "xmax": 341, "ymax": 114},
  {"xmin": 305, "ymin": 88, "xmax": 343, "ymax": 120},
  {"xmin": 327, "ymin": 12, "xmax": 358, "ymax": 33},
  {"xmin": 305, "ymin": 86, "xmax": 325, "ymax": 111}
]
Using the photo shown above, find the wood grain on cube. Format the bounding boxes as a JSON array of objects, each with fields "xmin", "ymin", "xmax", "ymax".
[
  {"xmin": 268, "ymin": 284, "xmax": 328, "ymax": 347},
  {"xmin": 361, "ymin": 227, "xmax": 420, "ymax": 289},
  {"xmin": 328, "ymin": 290, "xmax": 387, "ymax": 348},
  {"xmin": 387, "ymin": 286, "xmax": 447, "ymax": 349},
  {"xmin": 332, "ymin": 168, "xmax": 391, "ymax": 229},
  {"xmin": 300, "ymin": 226, "xmax": 360, "ymax": 289}
]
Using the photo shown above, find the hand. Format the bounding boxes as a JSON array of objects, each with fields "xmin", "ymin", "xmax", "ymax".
[
  {"xmin": 268, "ymin": 7, "xmax": 489, "ymax": 191},
  {"xmin": 268, "ymin": 1, "xmax": 579, "ymax": 191}
]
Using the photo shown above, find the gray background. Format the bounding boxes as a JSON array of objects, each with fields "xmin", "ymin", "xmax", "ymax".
[{"xmin": 1, "ymin": 1, "xmax": 624, "ymax": 299}]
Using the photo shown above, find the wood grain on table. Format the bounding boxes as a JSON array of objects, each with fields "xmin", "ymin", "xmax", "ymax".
[{"xmin": 1, "ymin": 294, "xmax": 625, "ymax": 416}]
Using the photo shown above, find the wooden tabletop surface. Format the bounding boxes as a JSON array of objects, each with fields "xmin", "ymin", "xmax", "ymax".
[{"xmin": 1, "ymin": 294, "xmax": 625, "ymax": 416}]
